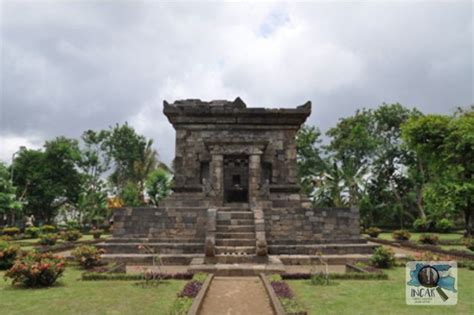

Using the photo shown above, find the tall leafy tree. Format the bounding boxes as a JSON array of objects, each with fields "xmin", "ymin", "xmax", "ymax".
[
  {"xmin": 145, "ymin": 167, "xmax": 172, "ymax": 206},
  {"xmin": 0, "ymin": 163, "xmax": 22, "ymax": 226}
]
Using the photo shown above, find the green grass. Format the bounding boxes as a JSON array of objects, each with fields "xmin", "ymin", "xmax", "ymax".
[
  {"xmin": 373, "ymin": 232, "xmax": 464, "ymax": 242},
  {"xmin": 0, "ymin": 268, "xmax": 185, "ymax": 315},
  {"xmin": 440, "ymin": 245, "xmax": 472, "ymax": 253},
  {"xmin": 289, "ymin": 267, "xmax": 474, "ymax": 315}
]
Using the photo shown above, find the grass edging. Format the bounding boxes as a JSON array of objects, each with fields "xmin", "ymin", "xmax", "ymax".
[
  {"xmin": 260, "ymin": 274, "xmax": 286, "ymax": 315},
  {"xmin": 187, "ymin": 274, "xmax": 214, "ymax": 315}
]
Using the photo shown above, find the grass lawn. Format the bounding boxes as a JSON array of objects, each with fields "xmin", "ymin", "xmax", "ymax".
[
  {"xmin": 373, "ymin": 232, "xmax": 464, "ymax": 242},
  {"xmin": 290, "ymin": 267, "xmax": 474, "ymax": 315},
  {"xmin": 440, "ymin": 245, "xmax": 471, "ymax": 253},
  {"xmin": 0, "ymin": 268, "xmax": 185, "ymax": 315}
]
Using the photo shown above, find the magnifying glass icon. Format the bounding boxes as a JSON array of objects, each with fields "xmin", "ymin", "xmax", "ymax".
[{"xmin": 417, "ymin": 265, "xmax": 449, "ymax": 301}]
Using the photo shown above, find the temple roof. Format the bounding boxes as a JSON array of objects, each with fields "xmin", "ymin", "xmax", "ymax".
[{"xmin": 163, "ymin": 97, "xmax": 311, "ymax": 126}]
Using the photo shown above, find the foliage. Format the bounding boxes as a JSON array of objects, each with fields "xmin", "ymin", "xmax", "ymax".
[
  {"xmin": 72, "ymin": 245, "xmax": 105, "ymax": 269},
  {"xmin": 310, "ymin": 272, "xmax": 330, "ymax": 285},
  {"xmin": 464, "ymin": 238, "xmax": 474, "ymax": 252},
  {"xmin": 418, "ymin": 233, "xmax": 439, "ymax": 245},
  {"xmin": 41, "ymin": 225, "xmax": 57, "ymax": 233},
  {"xmin": 12, "ymin": 138, "xmax": 83, "ymax": 223},
  {"xmin": 38, "ymin": 233, "xmax": 58, "ymax": 246},
  {"xmin": 4, "ymin": 251, "xmax": 65, "ymax": 287},
  {"xmin": 434, "ymin": 218, "xmax": 454, "ymax": 233},
  {"xmin": 61, "ymin": 229, "xmax": 82, "ymax": 242},
  {"xmin": 169, "ymin": 297, "xmax": 193, "ymax": 315},
  {"xmin": 392, "ymin": 229, "xmax": 411, "ymax": 241},
  {"xmin": 271, "ymin": 280, "xmax": 294, "ymax": 298},
  {"xmin": 366, "ymin": 227, "xmax": 382, "ymax": 238},
  {"xmin": 2, "ymin": 227, "xmax": 20, "ymax": 236},
  {"xmin": 0, "ymin": 241, "xmax": 20, "ymax": 270},
  {"xmin": 145, "ymin": 167, "xmax": 172, "ymax": 206},
  {"xmin": 370, "ymin": 247, "xmax": 395, "ymax": 268},
  {"xmin": 413, "ymin": 218, "xmax": 432, "ymax": 232},
  {"xmin": 0, "ymin": 162, "xmax": 23, "ymax": 226},
  {"xmin": 177, "ymin": 280, "xmax": 202, "ymax": 298},
  {"xmin": 191, "ymin": 272, "xmax": 207, "ymax": 283},
  {"xmin": 280, "ymin": 298, "xmax": 307, "ymax": 315},
  {"xmin": 24, "ymin": 227, "xmax": 41, "ymax": 238},
  {"xmin": 121, "ymin": 181, "xmax": 144, "ymax": 207}
]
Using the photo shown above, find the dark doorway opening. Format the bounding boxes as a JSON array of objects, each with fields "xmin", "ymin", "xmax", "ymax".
[{"xmin": 224, "ymin": 155, "xmax": 249, "ymax": 203}]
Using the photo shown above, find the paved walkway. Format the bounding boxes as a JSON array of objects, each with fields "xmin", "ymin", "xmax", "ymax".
[{"xmin": 199, "ymin": 277, "xmax": 274, "ymax": 315}]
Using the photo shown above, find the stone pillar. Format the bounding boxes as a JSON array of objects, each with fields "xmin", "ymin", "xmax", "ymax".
[
  {"xmin": 210, "ymin": 153, "xmax": 224, "ymax": 206},
  {"xmin": 249, "ymin": 153, "xmax": 262, "ymax": 208}
]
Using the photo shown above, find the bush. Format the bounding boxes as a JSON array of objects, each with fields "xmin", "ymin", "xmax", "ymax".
[
  {"xmin": 72, "ymin": 245, "xmax": 105, "ymax": 269},
  {"xmin": 39, "ymin": 233, "xmax": 58, "ymax": 246},
  {"xmin": 418, "ymin": 233, "xmax": 439, "ymax": 245},
  {"xmin": 0, "ymin": 241, "xmax": 20, "ymax": 270},
  {"xmin": 25, "ymin": 227, "xmax": 41, "ymax": 238},
  {"xmin": 271, "ymin": 281, "xmax": 294, "ymax": 298},
  {"xmin": 192, "ymin": 272, "xmax": 207, "ymax": 283},
  {"xmin": 4, "ymin": 252, "xmax": 65, "ymax": 287},
  {"xmin": 66, "ymin": 221, "xmax": 81, "ymax": 231},
  {"xmin": 310, "ymin": 272, "xmax": 330, "ymax": 285},
  {"xmin": 41, "ymin": 225, "xmax": 57, "ymax": 233},
  {"xmin": 434, "ymin": 218, "xmax": 454, "ymax": 233},
  {"xmin": 91, "ymin": 229, "xmax": 104, "ymax": 240},
  {"xmin": 464, "ymin": 238, "xmax": 474, "ymax": 252},
  {"xmin": 413, "ymin": 218, "xmax": 432, "ymax": 232},
  {"xmin": 2, "ymin": 227, "xmax": 20, "ymax": 236},
  {"xmin": 366, "ymin": 227, "xmax": 382, "ymax": 238},
  {"xmin": 392, "ymin": 229, "xmax": 411, "ymax": 241},
  {"xmin": 370, "ymin": 247, "xmax": 395, "ymax": 269},
  {"xmin": 177, "ymin": 280, "xmax": 203, "ymax": 298},
  {"xmin": 169, "ymin": 297, "xmax": 193, "ymax": 315},
  {"xmin": 0, "ymin": 235, "xmax": 13, "ymax": 242},
  {"xmin": 61, "ymin": 230, "xmax": 82, "ymax": 242}
]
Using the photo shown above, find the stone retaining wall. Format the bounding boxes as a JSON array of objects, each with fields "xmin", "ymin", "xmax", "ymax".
[
  {"xmin": 264, "ymin": 207, "xmax": 361, "ymax": 244},
  {"xmin": 113, "ymin": 207, "xmax": 208, "ymax": 239}
]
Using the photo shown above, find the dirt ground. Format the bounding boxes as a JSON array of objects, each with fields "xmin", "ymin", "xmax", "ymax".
[{"xmin": 199, "ymin": 277, "xmax": 274, "ymax": 315}]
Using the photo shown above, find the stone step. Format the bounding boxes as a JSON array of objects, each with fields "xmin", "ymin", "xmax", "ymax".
[
  {"xmin": 216, "ymin": 232, "xmax": 256, "ymax": 239},
  {"xmin": 220, "ymin": 203, "xmax": 250, "ymax": 210},
  {"xmin": 215, "ymin": 246, "xmax": 256, "ymax": 255},
  {"xmin": 217, "ymin": 211, "xmax": 254, "ymax": 220},
  {"xmin": 104, "ymin": 238, "xmax": 203, "ymax": 244},
  {"xmin": 188, "ymin": 263, "xmax": 286, "ymax": 276},
  {"xmin": 216, "ymin": 219, "xmax": 254, "ymax": 226},
  {"xmin": 97, "ymin": 242, "xmax": 204, "ymax": 254},
  {"xmin": 215, "ymin": 239, "xmax": 256, "ymax": 247},
  {"xmin": 278, "ymin": 254, "xmax": 373, "ymax": 265},
  {"xmin": 268, "ymin": 243, "xmax": 378, "ymax": 255},
  {"xmin": 101, "ymin": 253, "xmax": 203, "ymax": 265},
  {"xmin": 216, "ymin": 225, "xmax": 255, "ymax": 233},
  {"xmin": 204, "ymin": 255, "xmax": 269, "ymax": 264}
]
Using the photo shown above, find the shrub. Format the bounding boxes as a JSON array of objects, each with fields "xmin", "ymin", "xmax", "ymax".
[
  {"xmin": 178, "ymin": 280, "xmax": 203, "ymax": 298},
  {"xmin": 4, "ymin": 252, "xmax": 65, "ymax": 287},
  {"xmin": 310, "ymin": 272, "xmax": 330, "ymax": 285},
  {"xmin": 418, "ymin": 233, "xmax": 439, "ymax": 245},
  {"xmin": 0, "ymin": 241, "xmax": 20, "ymax": 270},
  {"xmin": 39, "ymin": 233, "xmax": 58, "ymax": 246},
  {"xmin": 369, "ymin": 247, "xmax": 395, "ymax": 269},
  {"xmin": 91, "ymin": 229, "xmax": 104, "ymax": 240},
  {"xmin": 366, "ymin": 227, "xmax": 382, "ymax": 238},
  {"xmin": 413, "ymin": 218, "xmax": 432, "ymax": 232},
  {"xmin": 169, "ymin": 297, "xmax": 193, "ymax": 315},
  {"xmin": 2, "ymin": 227, "xmax": 20, "ymax": 236},
  {"xmin": 271, "ymin": 281, "xmax": 294, "ymax": 298},
  {"xmin": 0, "ymin": 235, "xmax": 13, "ymax": 242},
  {"xmin": 414, "ymin": 251, "xmax": 442, "ymax": 261},
  {"xmin": 72, "ymin": 245, "xmax": 105, "ymax": 269},
  {"xmin": 61, "ymin": 230, "xmax": 82, "ymax": 242},
  {"xmin": 66, "ymin": 221, "xmax": 81, "ymax": 231},
  {"xmin": 434, "ymin": 218, "xmax": 454, "ymax": 233},
  {"xmin": 192, "ymin": 272, "xmax": 207, "ymax": 283},
  {"xmin": 25, "ymin": 227, "xmax": 41, "ymax": 238},
  {"xmin": 280, "ymin": 298, "xmax": 306, "ymax": 315},
  {"xmin": 464, "ymin": 238, "xmax": 474, "ymax": 252},
  {"xmin": 392, "ymin": 229, "xmax": 411, "ymax": 241},
  {"xmin": 41, "ymin": 225, "xmax": 57, "ymax": 233}
]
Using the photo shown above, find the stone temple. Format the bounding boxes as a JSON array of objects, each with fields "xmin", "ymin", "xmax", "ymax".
[{"xmin": 100, "ymin": 98, "xmax": 376, "ymax": 274}]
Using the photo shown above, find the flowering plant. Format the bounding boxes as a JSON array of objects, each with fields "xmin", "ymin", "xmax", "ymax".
[
  {"xmin": 61, "ymin": 230, "xmax": 82, "ymax": 242},
  {"xmin": 39, "ymin": 233, "xmax": 58, "ymax": 246},
  {"xmin": 72, "ymin": 245, "xmax": 105, "ymax": 269},
  {"xmin": 0, "ymin": 241, "xmax": 20, "ymax": 270},
  {"xmin": 4, "ymin": 252, "xmax": 65, "ymax": 287}
]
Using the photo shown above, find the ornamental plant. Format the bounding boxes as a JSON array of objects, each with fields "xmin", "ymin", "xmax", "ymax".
[
  {"xmin": 4, "ymin": 252, "xmax": 65, "ymax": 287},
  {"xmin": 72, "ymin": 245, "xmax": 105, "ymax": 269},
  {"xmin": 41, "ymin": 225, "xmax": 57, "ymax": 233},
  {"xmin": 366, "ymin": 227, "xmax": 382, "ymax": 238},
  {"xmin": 25, "ymin": 227, "xmax": 41, "ymax": 238},
  {"xmin": 464, "ymin": 238, "xmax": 474, "ymax": 252},
  {"xmin": 177, "ymin": 281, "xmax": 202, "ymax": 298},
  {"xmin": 61, "ymin": 230, "xmax": 82, "ymax": 242},
  {"xmin": 91, "ymin": 229, "xmax": 104, "ymax": 240},
  {"xmin": 435, "ymin": 218, "xmax": 454, "ymax": 233},
  {"xmin": 0, "ymin": 241, "xmax": 20, "ymax": 270},
  {"xmin": 413, "ymin": 218, "xmax": 432, "ymax": 232},
  {"xmin": 418, "ymin": 233, "xmax": 439, "ymax": 245},
  {"xmin": 392, "ymin": 229, "xmax": 411, "ymax": 241},
  {"xmin": 2, "ymin": 227, "xmax": 20, "ymax": 236},
  {"xmin": 369, "ymin": 246, "xmax": 395, "ymax": 269},
  {"xmin": 39, "ymin": 233, "xmax": 58, "ymax": 246}
]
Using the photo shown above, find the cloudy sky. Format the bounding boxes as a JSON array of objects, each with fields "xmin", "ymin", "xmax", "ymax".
[{"xmin": 1, "ymin": 0, "xmax": 472, "ymax": 166}]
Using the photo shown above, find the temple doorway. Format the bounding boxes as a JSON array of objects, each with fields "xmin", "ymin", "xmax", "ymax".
[{"xmin": 223, "ymin": 155, "xmax": 249, "ymax": 203}]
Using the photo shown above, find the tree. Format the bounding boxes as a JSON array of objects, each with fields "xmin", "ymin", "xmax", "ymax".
[
  {"xmin": 0, "ymin": 163, "xmax": 22, "ymax": 226},
  {"xmin": 145, "ymin": 167, "xmax": 171, "ymax": 206},
  {"xmin": 12, "ymin": 137, "xmax": 83, "ymax": 223}
]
